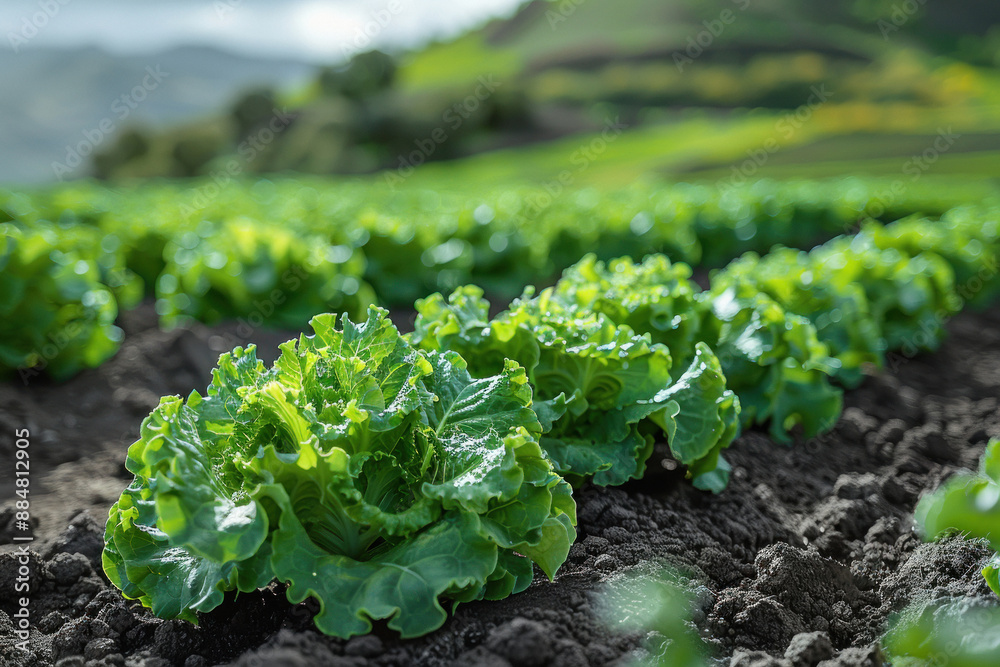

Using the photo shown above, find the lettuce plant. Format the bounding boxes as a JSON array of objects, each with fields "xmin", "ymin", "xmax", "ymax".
[
  {"xmin": 157, "ymin": 220, "xmax": 374, "ymax": 329},
  {"xmin": 875, "ymin": 212, "xmax": 1000, "ymax": 309},
  {"xmin": 550, "ymin": 254, "xmax": 842, "ymax": 442},
  {"xmin": 103, "ymin": 307, "xmax": 576, "ymax": 638},
  {"xmin": 552, "ymin": 254, "xmax": 703, "ymax": 373},
  {"xmin": 411, "ymin": 286, "xmax": 740, "ymax": 492},
  {"xmin": 916, "ymin": 438, "xmax": 1000, "ymax": 596},
  {"xmin": 599, "ymin": 567, "xmax": 710, "ymax": 667},
  {"xmin": 1, "ymin": 224, "xmax": 123, "ymax": 380},
  {"xmin": 699, "ymin": 283, "xmax": 842, "ymax": 442},
  {"xmin": 714, "ymin": 247, "xmax": 883, "ymax": 388},
  {"xmin": 715, "ymin": 229, "xmax": 964, "ymax": 388},
  {"xmin": 884, "ymin": 599, "xmax": 1000, "ymax": 667},
  {"xmin": 813, "ymin": 231, "xmax": 961, "ymax": 354}
]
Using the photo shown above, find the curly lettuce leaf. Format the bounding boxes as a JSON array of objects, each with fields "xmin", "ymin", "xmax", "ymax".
[
  {"xmin": 270, "ymin": 502, "xmax": 496, "ymax": 638},
  {"xmin": 541, "ymin": 412, "xmax": 655, "ymax": 488},
  {"xmin": 157, "ymin": 220, "xmax": 374, "ymax": 329},
  {"xmin": 700, "ymin": 284, "xmax": 842, "ymax": 442},
  {"xmin": 418, "ymin": 353, "xmax": 540, "ymax": 511},
  {"xmin": 412, "ymin": 285, "xmax": 540, "ymax": 378},
  {"xmin": 102, "ymin": 476, "xmax": 273, "ymax": 623},
  {"xmin": 104, "ymin": 306, "xmax": 575, "ymax": 639},
  {"xmin": 713, "ymin": 247, "xmax": 883, "ymax": 388},
  {"xmin": 552, "ymin": 253, "xmax": 840, "ymax": 443},
  {"xmin": 814, "ymin": 231, "xmax": 961, "ymax": 354},
  {"xmin": 412, "ymin": 286, "xmax": 740, "ymax": 491},
  {"xmin": 551, "ymin": 254, "xmax": 703, "ymax": 372},
  {"xmin": 875, "ymin": 213, "xmax": 1000, "ymax": 310},
  {"xmin": 639, "ymin": 343, "xmax": 740, "ymax": 493}
]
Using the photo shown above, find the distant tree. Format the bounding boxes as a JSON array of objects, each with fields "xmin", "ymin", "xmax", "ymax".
[
  {"xmin": 171, "ymin": 132, "xmax": 224, "ymax": 177},
  {"xmin": 92, "ymin": 128, "xmax": 150, "ymax": 179},
  {"xmin": 318, "ymin": 50, "xmax": 397, "ymax": 100},
  {"xmin": 230, "ymin": 88, "xmax": 278, "ymax": 139}
]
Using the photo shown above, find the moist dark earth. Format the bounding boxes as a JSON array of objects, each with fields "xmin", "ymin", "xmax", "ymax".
[{"xmin": 2, "ymin": 302, "xmax": 999, "ymax": 667}]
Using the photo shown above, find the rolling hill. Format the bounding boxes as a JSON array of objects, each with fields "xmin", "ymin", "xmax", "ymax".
[{"xmin": 58, "ymin": 0, "xmax": 1000, "ymax": 183}]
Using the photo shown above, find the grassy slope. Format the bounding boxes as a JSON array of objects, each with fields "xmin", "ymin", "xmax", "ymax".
[
  {"xmin": 395, "ymin": 0, "xmax": 972, "ymax": 93},
  {"xmin": 382, "ymin": 109, "xmax": 1000, "ymax": 191},
  {"xmin": 80, "ymin": 0, "xmax": 1000, "ymax": 186},
  {"xmin": 388, "ymin": 0, "xmax": 1000, "ymax": 189}
]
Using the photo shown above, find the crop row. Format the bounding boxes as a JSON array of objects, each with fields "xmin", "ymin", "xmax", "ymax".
[
  {"xmin": 1, "ymin": 177, "xmax": 993, "ymax": 380},
  {"xmin": 103, "ymin": 205, "xmax": 1000, "ymax": 640},
  {"xmin": 412, "ymin": 205, "xmax": 1000, "ymax": 489}
]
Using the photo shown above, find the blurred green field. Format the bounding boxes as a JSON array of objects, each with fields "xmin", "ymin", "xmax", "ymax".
[
  {"xmin": 86, "ymin": 0, "xmax": 1000, "ymax": 184},
  {"xmin": 370, "ymin": 115, "xmax": 1000, "ymax": 190}
]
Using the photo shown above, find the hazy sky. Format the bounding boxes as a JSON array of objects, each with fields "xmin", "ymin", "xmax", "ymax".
[{"xmin": 2, "ymin": 0, "xmax": 526, "ymax": 61}]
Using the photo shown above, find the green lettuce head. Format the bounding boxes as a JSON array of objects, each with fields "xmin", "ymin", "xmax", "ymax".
[
  {"xmin": 103, "ymin": 306, "xmax": 575, "ymax": 639},
  {"xmin": 411, "ymin": 285, "xmax": 740, "ymax": 492},
  {"xmin": 549, "ymin": 253, "xmax": 842, "ymax": 442}
]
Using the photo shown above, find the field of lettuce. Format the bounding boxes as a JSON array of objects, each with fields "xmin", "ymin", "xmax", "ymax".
[{"xmin": 3, "ymin": 175, "xmax": 1000, "ymax": 666}]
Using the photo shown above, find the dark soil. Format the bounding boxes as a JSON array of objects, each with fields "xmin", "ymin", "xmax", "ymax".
[{"xmin": 2, "ymin": 302, "xmax": 999, "ymax": 667}]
